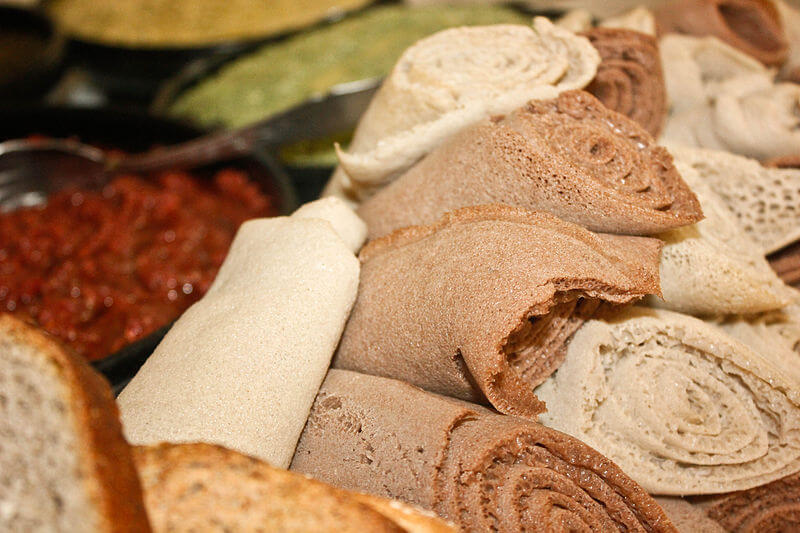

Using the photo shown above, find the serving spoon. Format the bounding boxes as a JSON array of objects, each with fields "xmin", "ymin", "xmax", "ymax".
[{"xmin": 0, "ymin": 79, "xmax": 379, "ymax": 211}]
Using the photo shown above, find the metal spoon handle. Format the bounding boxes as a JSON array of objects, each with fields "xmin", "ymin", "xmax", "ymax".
[
  {"xmin": 112, "ymin": 82, "xmax": 380, "ymax": 174},
  {"xmin": 111, "ymin": 126, "xmax": 261, "ymax": 174}
]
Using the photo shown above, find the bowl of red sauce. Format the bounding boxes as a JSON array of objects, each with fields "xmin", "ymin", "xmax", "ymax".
[{"xmin": 0, "ymin": 107, "xmax": 295, "ymax": 386}]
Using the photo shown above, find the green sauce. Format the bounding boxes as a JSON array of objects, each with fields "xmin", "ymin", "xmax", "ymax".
[{"xmin": 169, "ymin": 5, "xmax": 530, "ymax": 131}]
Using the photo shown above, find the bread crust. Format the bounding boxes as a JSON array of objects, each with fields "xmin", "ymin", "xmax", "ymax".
[{"xmin": 0, "ymin": 315, "xmax": 152, "ymax": 533}]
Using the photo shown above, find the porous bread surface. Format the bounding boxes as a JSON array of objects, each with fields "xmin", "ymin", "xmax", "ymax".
[
  {"xmin": 670, "ymin": 146, "xmax": 800, "ymax": 254},
  {"xmin": 648, "ymin": 159, "xmax": 790, "ymax": 315},
  {"xmin": 358, "ymin": 90, "xmax": 701, "ymax": 239},
  {"xmin": 535, "ymin": 307, "xmax": 800, "ymax": 495},
  {"xmin": 0, "ymin": 337, "xmax": 96, "ymax": 533},
  {"xmin": 134, "ymin": 443, "xmax": 455, "ymax": 533},
  {"xmin": 325, "ymin": 18, "xmax": 601, "ymax": 201},
  {"xmin": 714, "ymin": 304, "xmax": 800, "ymax": 385},
  {"xmin": 291, "ymin": 369, "xmax": 676, "ymax": 533},
  {"xmin": 118, "ymin": 206, "xmax": 361, "ymax": 469},
  {"xmin": 336, "ymin": 204, "xmax": 662, "ymax": 419}
]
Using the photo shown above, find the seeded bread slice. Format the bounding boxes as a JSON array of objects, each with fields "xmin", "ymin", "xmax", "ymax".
[
  {"xmin": 133, "ymin": 442, "xmax": 456, "ymax": 533},
  {"xmin": 0, "ymin": 315, "xmax": 151, "ymax": 533}
]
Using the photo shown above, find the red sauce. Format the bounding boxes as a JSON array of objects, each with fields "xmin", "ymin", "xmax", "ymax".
[{"xmin": 0, "ymin": 168, "xmax": 277, "ymax": 360}]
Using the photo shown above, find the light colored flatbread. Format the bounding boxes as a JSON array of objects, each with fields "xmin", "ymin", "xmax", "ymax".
[
  {"xmin": 117, "ymin": 198, "xmax": 364, "ymax": 469},
  {"xmin": 536, "ymin": 307, "xmax": 800, "ymax": 495}
]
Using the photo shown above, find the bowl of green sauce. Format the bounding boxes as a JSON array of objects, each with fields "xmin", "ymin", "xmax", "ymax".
[{"xmin": 153, "ymin": 4, "xmax": 533, "ymax": 199}]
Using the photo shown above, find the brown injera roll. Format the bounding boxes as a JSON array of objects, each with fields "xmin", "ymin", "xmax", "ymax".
[
  {"xmin": 357, "ymin": 90, "xmax": 702, "ymax": 240},
  {"xmin": 582, "ymin": 28, "xmax": 667, "ymax": 136},
  {"xmin": 764, "ymin": 154, "xmax": 800, "ymax": 168},
  {"xmin": 699, "ymin": 472, "xmax": 800, "ymax": 532},
  {"xmin": 655, "ymin": 0, "xmax": 788, "ymax": 66},
  {"xmin": 291, "ymin": 370, "xmax": 677, "ymax": 533},
  {"xmin": 769, "ymin": 241, "xmax": 800, "ymax": 287},
  {"xmin": 334, "ymin": 204, "xmax": 662, "ymax": 418}
]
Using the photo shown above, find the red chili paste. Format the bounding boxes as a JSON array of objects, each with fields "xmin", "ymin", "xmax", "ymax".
[{"xmin": 0, "ymin": 168, "xmax": 277, "ymax": 360}]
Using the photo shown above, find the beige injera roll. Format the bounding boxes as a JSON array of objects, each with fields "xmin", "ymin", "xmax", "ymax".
[
  {"xmin": 776, "ymin": 0, "xmax": 800, "ymax": 82},
  {"xmin": 334, "ymin": 204, "xmax": 662, "ymax": 419},
  {"xmin": 357, "ymin": 91, "xmax": 701, "ymax": 240},
  {"xmin": 648, "ymin": 159, "xmax": 790, "ymax": 315},
  {"xmin": 669, "ymin": 145, "xmax": 800, "ymax": 254},
  {"xmin": 134, "ymin": 442, "xmax": 456, "ymax": 533},
  {"xmin": 535, "ymin": 306, "xmax": 800, "ymax": 495},
  {"xmin": 714, "ymin": 303, "xmax": 800, "ymax": 385},
  {"xmin": 655, "ymin": 0, "xmax": 789, "ymax": 66},
  {"xmin": 659, "ymin": 34, "xmax": 768, "ymax": 113},
  {"xmin": 325, "ymin": 18, "xmax": 600, "ymax": 201},
  {"xmin": 662, "ymin": 71, "xmax": 800, "ymax": 160},
  {"xmin": 290, "ymin": 369, "xmax": 677, "ymax": 533},
  {"xmin": 117, "ymin": 198, "xmax": 365, "ymax": 468}
]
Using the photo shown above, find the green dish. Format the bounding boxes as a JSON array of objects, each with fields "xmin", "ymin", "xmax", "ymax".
[{"xmin": 168, "ymin": 4, "xmax": 531, "ymax": 134}]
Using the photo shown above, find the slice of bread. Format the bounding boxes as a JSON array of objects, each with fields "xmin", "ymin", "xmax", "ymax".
[
  {"xmin": 133, "ymin": 442, "xmax": 456, "ymax": 533},
  {"xmin": 0, "ymin": 315, "xmax": 151, "ymax": 533}
]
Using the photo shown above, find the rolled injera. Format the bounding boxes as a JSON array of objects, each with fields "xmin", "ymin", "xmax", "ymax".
[
  {"xmin": 334, "ymin": 204, "xmax": 663, "ymax": 419},
  {"xmin": 357, "ymin": 91, "xmax": 702, "ymax": 240},
  {"xmin": 659, "ymin": 34, "xmax": 769, "ymax": 113},
  {"xmin": 649, "ymin": 159, "xmax": 789, "ymax": 316},
  {"xmin": 117, "ymin": 198, "xmax": 365, "ymax": 468},
  {"xmin": 324, "ymin": 18, "xmax": 600, "ymax": 201},
  {"xmin": 291, "ymin": 369, "xmax": 677, "ymax": 533},
  {"xmin": 661, "ymin": 74, "xmax": 800, "ymax": 161},
  {"xmin": 669, "ymin": 146, "xmax": 800, "ymax": 254},
  {"xmin": 697, "ymin": 471, "xmax": 800, "ymax": 532},
  {"xmin": 535, "ymin": 307, "xmax": 800, "ymax": 495},
  {"xmin": 655, "ymin": 0, "xmax": 789, "ymax": 67},
  {"xmin": 581, "ymin": 28, "xmax": 667, "ymax": 136},
  {"xmin": 769, "ymin": 242, "xmax": 800, "ymax": 286}
]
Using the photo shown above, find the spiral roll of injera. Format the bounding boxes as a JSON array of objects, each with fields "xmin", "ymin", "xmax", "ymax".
[
  {"xmin": 536, "ymin": 307, "xmax": 800, "ymax": 495},
  {"xmin": 291, "ymin": 369, "xmax": 677, "ymax": 533},
  {"xmin": 582, "ymin": 27, "xmax": 667, "ymax": 136},
  {"xmin": 357, "ymin": 91, "xmax": 701, "ymax": 240}
]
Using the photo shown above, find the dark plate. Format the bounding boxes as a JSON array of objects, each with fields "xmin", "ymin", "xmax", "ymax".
[
  {"xmin": 0, "ymin": 106, "xmax": 297, "ymax": 387},
  {"xmin": 0, "ymin": 5, "xmax": 65, "ymax": 100}
]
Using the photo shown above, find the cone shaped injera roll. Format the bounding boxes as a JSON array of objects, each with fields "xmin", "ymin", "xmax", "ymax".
[
  {"xmin": 290, "ymin": 369, "xmax": 677, "ymax": 533},
  {"xmin": 358, "ymin": 91, "xmax": 702, "ymax": 240},
  {"xmin": 655, "ymin": 0, "xmax": 788, "ymax": 66},
  {"xmin": 582, "ymin": 27, "xmax": 667, "ymax": 137},
  {"xmin": 334, "ymin": 204, "xmax": 662, "ymax": 419}
]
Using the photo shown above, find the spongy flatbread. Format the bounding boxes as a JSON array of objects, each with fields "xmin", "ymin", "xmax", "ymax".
[{"xmin": 118, "ymin": 199, "xmax": 364, "ymax": 468}]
